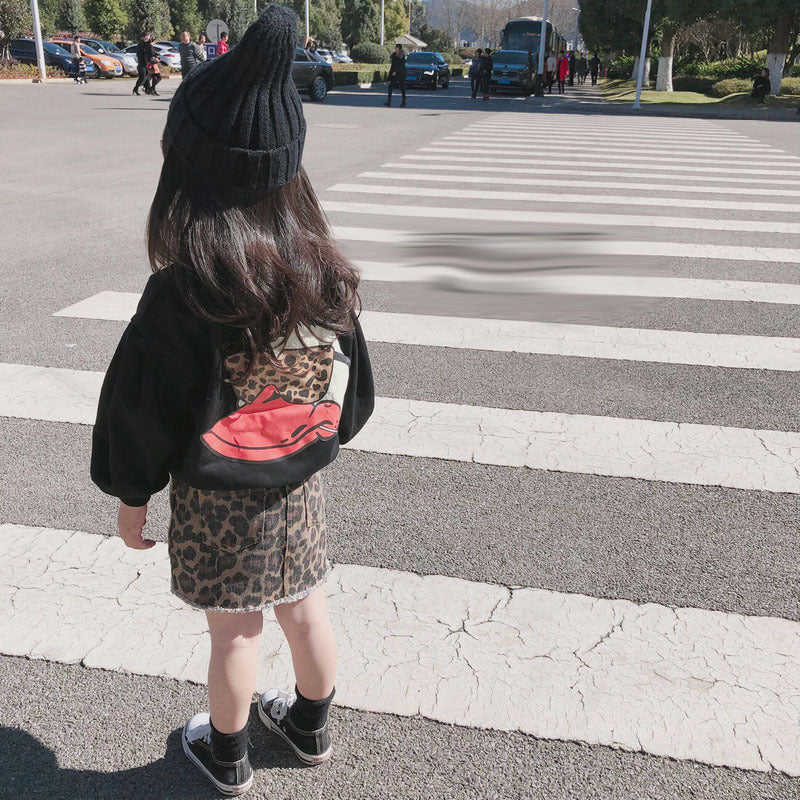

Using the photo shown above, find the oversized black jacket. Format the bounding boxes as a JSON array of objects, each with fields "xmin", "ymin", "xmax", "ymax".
[
  {"xmin": 91, "ymin": 269, "xmax": 374, "ymax": 506},
  {"xmin": 389, "ymin": 51, "xmax": 406, "ymax": 82}
]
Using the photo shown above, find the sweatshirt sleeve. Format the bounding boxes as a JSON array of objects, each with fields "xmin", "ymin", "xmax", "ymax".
[
  {"xmin": 337, "ymin": 315, "xmax": 375, "ymax": 445},
  {"xmin": 90, "ymin": 324, "xmax": 198, "ymax": 507}
]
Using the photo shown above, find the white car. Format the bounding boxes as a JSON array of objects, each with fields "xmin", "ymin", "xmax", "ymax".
[
  {"xmin": 314, "ymin": 48, "xmax": 334, "ymax": 64},
  {"xmin": 123, "ymin": 43, "xmax": 181, "ymax": 71},
  {"xmin": 333, "ymin": 51, "xmax": 352, "ymax": 63}
]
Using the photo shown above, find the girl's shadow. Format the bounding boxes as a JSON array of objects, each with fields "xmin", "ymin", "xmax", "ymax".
[{"xmin": 1, "ymin": 704, "xmax": 308, "ymax": 799}]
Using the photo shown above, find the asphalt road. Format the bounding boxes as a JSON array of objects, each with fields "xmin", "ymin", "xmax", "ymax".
[{"xmin": 1, "ymin": 77, "xmax": 798, "ymax": 799}]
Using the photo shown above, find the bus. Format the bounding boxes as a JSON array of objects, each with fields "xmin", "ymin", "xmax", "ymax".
[{"xmin": 501, "ymin": 17, "xmax": 566, "ymax": 62}]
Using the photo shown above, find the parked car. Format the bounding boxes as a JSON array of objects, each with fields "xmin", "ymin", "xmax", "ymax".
[
  {"xmin": 156, "ymin": 40, "xmax": 181, "ymax": 51},
  {"xmin": 123, "ymin": 43, "xmax": 181, "ymax": 71},
  {"xmin": 79, "ymin": 38, "xmax": 138, "ymax": 75},
  {"xmin": 292, "ymin": 46, "xmax": 334, "ymax": 101},
  {"xmin": 333, "ymin": 51, "xmax": 352, "ymax": 63},
  {"xmin": 490, "ymin": 49, "xmax": 534, "ymax": 95},
  {"xmin": 314, "ymin": 48, "xmax": 334, "ymax": 64},
  {"xmin": 51, "ymin": 39, "xmax": 123, "ymax": 77},
  {"xmin": 8, "ymin": 37, "xmax": 96, "ymax": 78},
  {"xmin": 404, "ymin": 51, "xmax": 450, "ymax": 89}
]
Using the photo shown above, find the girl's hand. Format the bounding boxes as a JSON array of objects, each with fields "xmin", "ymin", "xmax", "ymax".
[{"xmin": 118, "ymin": 502, "xmax": 156, "ymax": 549}]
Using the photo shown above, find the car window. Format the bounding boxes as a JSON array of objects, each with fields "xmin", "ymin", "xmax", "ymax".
[
  {"xmin": 81, "ymin": 45, "xmax": 99, "ymax": 55},
  {"xmin": 495, "ymin": 51, "xmax": 528, "ymax": 64},
  {"xmin": 295, "ymin": 48, "xmax": 309, "ymax": 62},
  {"xmin": 43, "ymin": 42, "xmax": 69, "ymax": 56},
  {"xmin": 15, "ymin": 40, "xmax": 35, "ymax": 53},
  {"xmin": 406, "ymin": 53, "xmax": 436, "ymax": 64}
]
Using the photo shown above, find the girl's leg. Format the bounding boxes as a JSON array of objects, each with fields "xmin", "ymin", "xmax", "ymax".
[
  {"xmin": 273, "ymin": 587, "xmax": 336, "ymax": 700},
  {"xmin": 206, "ymin": 609, "xmax": 264, "ymax": 733}
]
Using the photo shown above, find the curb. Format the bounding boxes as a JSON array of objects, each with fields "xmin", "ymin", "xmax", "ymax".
[{"xmin": 0, "ymin": 77, "xmax": 76, "ymax": 84}]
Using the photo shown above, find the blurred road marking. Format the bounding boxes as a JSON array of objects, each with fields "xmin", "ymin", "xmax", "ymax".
[
  {"xmin": 2, "ymin": 364, "xmax": 799, "ymax": 490},
  {"xmin": 428, "ymin": 143, "xmax": 800, "ymax": 167},
  {"xmin": 381, "ymin": 161, "xmax": 800, "ymax": 189},
  {"xmin": 322, "ymin": 199, "xmax": 800, "ymax": 233},
  {"xmin": 3, "ymin": 522, "xmax": 799, "ymax": 774},
  {"xmin": 411, "ymin": 152, "xmax": 800, "ymax": 177},
  {"xmin": 362, "ymin": 170, "xmax": 800, "ymax": 199}
]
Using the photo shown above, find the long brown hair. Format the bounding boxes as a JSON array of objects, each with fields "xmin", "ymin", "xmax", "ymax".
[{"xmin": 146, "ymin": 152, "xmax": 360, "ymax": 376}]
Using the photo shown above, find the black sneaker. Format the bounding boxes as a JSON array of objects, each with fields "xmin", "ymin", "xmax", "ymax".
[
  {"xmin": 258, "ymin": 688, "xmax": 331, "ymax": 765},
  {"xmin": 182, "ymin": 713, "xmax": 253, "ymax": 796}
]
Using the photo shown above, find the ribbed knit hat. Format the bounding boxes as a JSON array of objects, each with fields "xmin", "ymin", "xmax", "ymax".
[{"xmin": 163, "ymin": 4, "xmax": 306, "ymax": 194}]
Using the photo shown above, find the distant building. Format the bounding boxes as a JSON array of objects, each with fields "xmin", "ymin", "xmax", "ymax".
[{"xmin": 394, "ymin": 34, "xmax": 427, "ymax": 51}]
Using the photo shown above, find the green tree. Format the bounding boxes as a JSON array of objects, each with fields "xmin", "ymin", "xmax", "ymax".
[
  {"xmin": 129, "ymin": 0, "xmax": 172, "ymax": 37},
  {"xmin": 341, "ymin": 0, "xmax": 378, "ymax": 49},
  {"xmin": 384, "ymin": 0, "xmax": 408, "ymax": 43},
  {"xmin": 287, "ymin": 0, "xmax": 343, "ymax": 47},
  {"xmin": 415, "ymin": 23, "xmax": 450, "ymax": 51},
  {"xmin": 38, "ymin": 0, "xmax": 61, "ymax": 35},
  {"xmin": 85, "ymin": 0, "xmax": 129, "ymax": 37},
  {"xmin": 228, "ymin": 0, "xmax": 255, "ymax": 42},
  {"xmin": 170, "ymin": 0, "xmax": 203, "ymax": 37},
  {"xmin": 57, "ymin": 0, "xmax": 87, "ymax": 32},
  {"xmin": 0, "ymin": 0, "xmax": 32, "ymax": 48}
]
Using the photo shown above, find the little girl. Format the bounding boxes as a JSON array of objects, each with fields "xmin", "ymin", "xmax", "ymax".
[{"xmin": 91, "ymin": 6, "xmax": 374, "ymax": 795}]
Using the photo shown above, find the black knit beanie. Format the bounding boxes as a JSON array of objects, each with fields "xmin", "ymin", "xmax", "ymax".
[{"xmin": 163, "ymin": 4, "xmax": 306, "ymax": 195}]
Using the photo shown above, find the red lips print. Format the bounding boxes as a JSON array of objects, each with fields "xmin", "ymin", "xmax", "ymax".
[{"xmin": 202, "ymin": 384, "xmax": 341, "ymax": 462}]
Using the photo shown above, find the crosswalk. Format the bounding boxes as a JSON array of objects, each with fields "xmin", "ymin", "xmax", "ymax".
[{"xmin": 3, "ymin": 111, "xmax": 800, "ymax": 789}]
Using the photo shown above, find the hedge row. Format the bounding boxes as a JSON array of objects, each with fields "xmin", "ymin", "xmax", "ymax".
[
  {"xmin": 331, "ymin": 63, "xmax": 463, "ymax": 85},
  {"xmin": 709, "ymin": 77, "xmax": 800, "ymax": 97},
  {"xmin": 0, "ymin": 59, "xmax": 60, "ymax": 79}
]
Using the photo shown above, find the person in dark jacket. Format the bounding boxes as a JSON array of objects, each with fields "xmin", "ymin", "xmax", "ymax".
[
  {"xmin": 568, "ymin": 51, "xmax": 576, "ymax": 86},
  {"xmin": 576, "ymin": 52, "xmax": 588, "ymax": 84},
  {"xmin": 133, "ymin": 33, "xmax": 151, "ymax": 95},
  {"xmin": 143, "ymin": 35, "xmax": 162, "ymax": 95},
  {"xmin": 469, "ymin": 48, "xmax": 483, "ymax": 99},
  {"xmin": 751, "ymin": 68, "xmax": 771, "ymax": 102},
  {"xmin": 589, "ymin": 53, "xmax": 601, "ymax": 86},
  {"xmin": 178, "ymin": 29, "xmax": 206, "ymax": 77},
  {"xmin": 384, "ymin": 43, "xmax": 406, "ymax": 107},
  {"xmin": 91, "ymin": 6, "xmax": 373, "ymax": 797},
  {"xmin": 481, "ymin": 48, "xmax": 493, "ymax": 100}
]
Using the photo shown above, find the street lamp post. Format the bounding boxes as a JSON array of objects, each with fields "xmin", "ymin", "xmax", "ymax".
[
  {"xmin": 572, "ymin": 6, "xmax": 580, "ymax": 52},
  {"xmin": 305, "ymin": 0, "xmax": 310, "ymax": 46},
  {"xmin": 380, "ymin": 0, "xmax": 385, "ymax": 46},
  {"xmin": 30, "ymin": 0, "xmax": 47, "ymax": 83},
  {"xmin": 533, "ymin": 0, "xmax": 548, "ymax": 97},
  {"xmin": 633, "ymin": 0, "xmax": 653, "ymax": 109}
]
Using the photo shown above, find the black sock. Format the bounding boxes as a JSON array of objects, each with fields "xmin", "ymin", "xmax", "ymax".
[
  {"xmin": 289, "ymin": 684, "xmax": 335, "ymax": 731},
  {"xmin": 210, "ymin": 719, "xmax": 249, "ymax": 762}
]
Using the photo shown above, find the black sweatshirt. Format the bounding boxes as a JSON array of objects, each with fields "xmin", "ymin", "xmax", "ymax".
[{"xmin": 91, "ymin": 269, "xmax": 374, "ymax": 506}]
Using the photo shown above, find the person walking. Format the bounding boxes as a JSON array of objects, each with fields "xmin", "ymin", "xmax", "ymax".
[
  {"xmin": 576, "ymin": 52, "xmax": 588, "ymax": 85},
  {"xmin": 589, "ymin": 53, "xmax": 601, "ymax": 86},
  {"xmin": 546, "ymin": 50, "xmax": 556, "ymax": 93},
  {"xmin": 481, "ymin": 48, "xmax": 493, "ymax": 100},
  {"xmin": 133, "ymin": 33, "xmax": 152, "ymax": 95},
  {"xmin": 217, "ymin": 31, "xmax": 229, "ymax": 55},
  {"xmin": 179, "ymin": 29, "xmax": 207, "ymax": 78},
  {"xmin": 557, "ymin": 50, "xmax": 569, "ymax": 93},
  {"xmin": 70, "ymin": 35, "xmax": 83, "ymax": 83},
  {"xmin": 384, "ymin": 43, "xmax": 406, "ymax": 107},
  {"xmin": 568, "ymin": 50, "xmax": 576, "ymax": 86},
  {"xmin": 469, "ymin": 48, "xmax": 483, "ymax": 99},
  {"xmin": 144, "ymin": 35, "xmax": 162, "ymax": 96},
  {"xmin": 91, "ymin": 5, "xmax": 374, "ymax": 797}
]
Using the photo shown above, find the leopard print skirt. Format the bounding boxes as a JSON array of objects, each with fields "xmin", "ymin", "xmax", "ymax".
[{"xmin": 167, "ymin": 472, "xmax": 330, "ymax": 613}]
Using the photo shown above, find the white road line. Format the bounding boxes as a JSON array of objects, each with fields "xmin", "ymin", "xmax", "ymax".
[
  {"xmin": 380, "ymin": 162, "xmax": 800, "ymax": 191},
  {"xmin": 464, "ymin": 127, "xmax": 765, "ymax": 144},
  {"xmin": 401, "ymin": 154, "xmax": 800, "ymax": 181},
  {"xmin": 344, "ymin": 180, "xmax": 800, "ymax": 214},
  {"xmin": 323, "ymin": 200, "xmax": 800, "ymax": 234},
  {"xmin": 2, "ymin": 363, "xmax": 798, "ymax": 492},
  {"xmin": 444, "ymin": 135, "xmax": 781, "ymax": 155},
  {"xmin": 3, "ymin": 523, "xmax": 800, "ymax": 776},
  {"xmin": 52, "ymin": 296, "xmax": 800, "ymax": 368},
  {"xmin": 411, "ymin": 152, "xmax": 800, "ymax": 177},
  {"xmin": 468, "ymin": 123, "xmax": 755, "ymax": 139},
  {"xmin": 428, "ymin": 143, "xmax": 800, "ymax": 168}
]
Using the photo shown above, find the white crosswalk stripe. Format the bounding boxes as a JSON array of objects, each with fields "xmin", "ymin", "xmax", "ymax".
[{"xmin": 5, "ymin": 112, "xmax": 799, "ymax": 784}]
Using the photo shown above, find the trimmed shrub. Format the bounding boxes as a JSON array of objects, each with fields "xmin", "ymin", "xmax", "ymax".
[
  {"xmin": 350, "ymin": 42, "xmax": 390, "ymax": 64},
  {"xmin": 459, "ymin": 47, "xmax": 477, "ymax": 59},
  {"xmin": 607, "ymin": 54, "xmax": 634, "ymax": 80},
  {"xmin": 671, "ymin": 76, "xmax": 716, "ymax": 93},
  {"xmin": 779, "ymin": 77, "xmax": 800, "ymax": 95},
  {"xmin": 0, "ymin": 59, "xmax": 60, "ymax": 79},
  {"xmin": 708, "ymin": 78, "xmax": 752, "ymax": 97}
]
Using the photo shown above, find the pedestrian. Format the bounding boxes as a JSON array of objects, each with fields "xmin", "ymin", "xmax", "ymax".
[
  {"xmin": 577, "ymin": 52, "xmax": 588, "ymax": 85},
  {"xmin": 198, "ymin": 33, "xmax": 208, "ymax": 58},
  {"xmin": 75, "ymin": 55, "xmax": 88, "ymax": 84},
  {"xmin": 144, "ymin": 36, "xmax": 162, "ymax": 96},
  {"xmin": 90, "ymin": 5, "xmax": 374, "ymax": 797},
  {"xmin": 481, "ymin": 47, "xmax": 493, "ymax": 100},
  {"xmin": 384, "ymin": 43, "xmax": 406, "ymax": 107},
  {"xmin": 568, "ymin": 50, "xmax": 576, "ymax": 86},
  {"xmin": 751, "ymin": 68, "xmax": 770, "ymax": 102},
  {"xmin": 557, "ymin": 50, "xmax": 569, "ymax": 93},
  {"xmin": 546, "ymin": 50, "xmax": 556, "ymax": 93},
  {"xmin": 589, "ymin": 52, "xmax": 601, "ymax": 86},
  {"xmin": 469, "ymin": 48, "xmax": 483, "ymax": 99},
  {"xmin": 217, "ymin": 31, "xmax": 229, "ymax": 56},
  {"xmin": 70, "ymin": 35, "xmax": 82, "ymax": 83},
  {"xmin": 179, "ymin": 29, "xmax": 206, "ymax": 78},
  {"xmin": 133, "ymin": 33, "xmax": 151, "ymax": 95}
]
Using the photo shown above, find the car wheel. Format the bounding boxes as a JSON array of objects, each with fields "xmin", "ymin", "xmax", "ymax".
[
  {"xmin": 443, "ymin": 79, "xmax": 450, "ymax": 88},
  {"xmin": 310, "ymin": 74, "xmax": 328, "ymax": 101},
  {"xmin": 431, "ymin": 78, "xmax": 437, "ymax": 90}
]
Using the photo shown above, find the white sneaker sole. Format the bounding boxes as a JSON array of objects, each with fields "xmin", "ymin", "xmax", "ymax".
[
  {"xmin": 182, "ymin": 731, "xmax": 254, "ymax": 796},
  {"xmin": 257, "ymin": 702, "xmax": 332, "ymax": 765}
]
